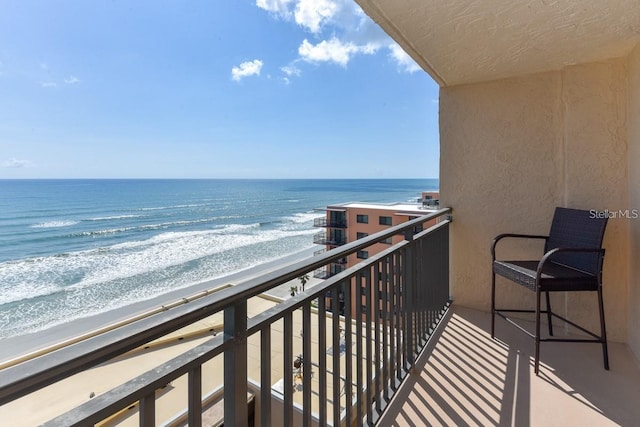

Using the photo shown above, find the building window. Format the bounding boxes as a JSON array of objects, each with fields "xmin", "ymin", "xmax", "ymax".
[
  {"xmin": 381, "ymin": 236, "xmax": 393, "ymax": 244},
  {"xmin": 357, "ymin": 232, "xmax": 368, "ymax": 239},
  {"xmin": 357, "ymin": 214, "xmax": 369, "ymax": 224},
  {"xmin": 357, "ymin": 250, "xmax": 369, "ymax": 259},
  {"xmin": 379, "ymin": 216, "xmax": 392, "ymax": 226}
]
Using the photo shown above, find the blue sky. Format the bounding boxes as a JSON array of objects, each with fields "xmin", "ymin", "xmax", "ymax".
[{"xmin": 0, "ymin": 0, "xmax": 440, "ymax": 179}]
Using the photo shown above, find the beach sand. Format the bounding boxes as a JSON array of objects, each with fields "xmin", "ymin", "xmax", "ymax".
[{"xmin": 0, "ymin": 246, "xmax": 320, "ymax": 364}]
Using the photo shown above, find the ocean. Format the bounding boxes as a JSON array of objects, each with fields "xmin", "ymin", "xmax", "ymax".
[{"xmin": 0, "ymin": 179, "xmax": 438, "ymax": 339}]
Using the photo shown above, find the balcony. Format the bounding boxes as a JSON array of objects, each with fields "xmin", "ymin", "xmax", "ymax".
[
  {"xmin": 313, "ymin": 231, "xmax": 347, "ymax": 246},
  {"xmin": 0, "ymin": 209, "xmax": 452, "ymax": 426},
  {"xmin": 1, "ymin": 206, "xmax": 639, "ymax": 426},
  {"xmin": 313, "ymin": 217, "xmax": 348, "ymax": 228},
  {"xmin": 379, "ymin": 305, "xmax": 640, "ymax": 426},
  {"xmin": 312, "ymin": 263, "xmax": 347, "ymax": 280}
]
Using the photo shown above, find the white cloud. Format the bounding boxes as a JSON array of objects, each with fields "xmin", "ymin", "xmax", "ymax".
[
  {"xmin": 294, "ymin": 0, "xmax": 338, "ymax": 33},
  {"xmin": 298, "ymin": 38, "xmax": 377, "ymax": 67},
  {"xmin": 256, "ymin": 0, "xmax": 423, "ymax": 78},
  {"xmin": 281, "ymin": 65, "xmax": 301, "ymax": 77},
  {"xmin": 3, "ymin": 158, "xmax": 35, "ymax": 168},
  {"xmin": 256, "ymin": 0, "xmax": 294, "ymax": 17},
  {"xmin": 231, "ymin": 59, "xmax": 264, "ymax": 81},
  {"xmin": 389, "ymin": 43, "xmax": 421, "ymax": 73},
  {"xmin": 257, "ymin": 0, "xmax": 357, "ymax": 34},
  {"xmin": 41, "ymin": 81, "xmax": 57, "ymax": 88},
  {"xmin": 64, "ymin": 75, "xmax": 80, "ymax": 84}
]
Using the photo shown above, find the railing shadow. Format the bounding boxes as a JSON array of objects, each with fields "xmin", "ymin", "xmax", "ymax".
[{"xmin": 378, "ymin": 306, "xmax": 640, "ymax": 426}]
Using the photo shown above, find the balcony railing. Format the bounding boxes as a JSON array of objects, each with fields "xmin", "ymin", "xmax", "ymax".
[
  {"xmin": 313, "ymin": 217, "xmax": 348, "ymax": 228},
  {"xmin": 313, "ymin": 231, "xmax": 347, "ymax": 246},
  {"xmin": 0, "ymin": 208, "xmax": 451, "ymax": 427},
  {"xmin": 312, "ymin": 262, "xmax": 347, "ymax": 279}
]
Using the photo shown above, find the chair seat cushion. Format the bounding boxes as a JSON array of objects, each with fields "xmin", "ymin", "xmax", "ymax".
[{"xmin": 493, "ymin": 260, "xmax": 599, "ymax": 292}]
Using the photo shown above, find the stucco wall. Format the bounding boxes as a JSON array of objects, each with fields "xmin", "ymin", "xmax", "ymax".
[
  {"xmin": 629, "ymin": 44, "xmax": 640, "ymax": 359},
  {"xmin": 440, "ymin": 57, "xmax": 630, "ymax": 342}
]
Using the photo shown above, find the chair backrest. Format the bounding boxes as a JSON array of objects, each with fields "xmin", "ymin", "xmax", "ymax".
[{"xmin": 544, "ymin": 207, "xmax": 608, "ymax": 275}]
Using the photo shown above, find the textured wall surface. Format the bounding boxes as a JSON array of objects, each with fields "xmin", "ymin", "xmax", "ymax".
[
  {"xmin": 440, "ymin": 57, "xmax": 630, "ymax": 342},
  {"xmin": 629, "ymin": 45, "xmax": 640, "ymax": 360},
  {"xmin": 562, "ymin": 59, "xmax": 629, "ymax": 341},
  {"xmin": 356, "ymin": 0, "xmax": 640, "ymax": 86},
  {"xmin": 440, "ymin": 73, "xmax": 564, "ymax": 312}
]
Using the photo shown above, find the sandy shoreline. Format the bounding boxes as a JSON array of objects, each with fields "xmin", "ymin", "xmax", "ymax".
[{"xmin": 0, "ymin": 246, "xmax": 319, "ymax": 363}]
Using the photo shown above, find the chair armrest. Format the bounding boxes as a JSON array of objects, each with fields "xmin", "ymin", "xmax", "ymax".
[
  {"xmin": 491, "ymin": 233, "xmax": 548, "ymax": 260},
  {"xmin": 536, "ymin": 247, "xmax": 606, "ymax": 279}
]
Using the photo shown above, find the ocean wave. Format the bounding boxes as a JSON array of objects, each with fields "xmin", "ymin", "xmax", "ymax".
[
  {"xmin": 86, "ymin": 214, "xmax": 144, "ymax": 221},
  {"xmin": 278, "ymin": 211, "xmax": 318, "ymax": 231},
  {"xmin": 73, "ymin": 227, "xmax": 138, "ymax": 237},
  {"xmin": 65, "ymin": 228, "xmax": 314, "ymax": 291},
  {"xmin": 0, "ymin": 224, "xmax": 316, "ymax": 307},
  {"xmin": 0, "ymin": 258, "xmax": 69, "ymax": 306},
  {"xmin": 70, "ymin": 217, "xmax": 243, "ymax": 238},
  {"xmin": 287, "ymin": 211, "xmax": 318, "ymax": 224},
  {"xmin": 137, "ymin": 203, "xmax": 209, "ymax": 211},
  {"xmin": 31, "ymin": 220, "xmax": 79, "ymax": 229}
]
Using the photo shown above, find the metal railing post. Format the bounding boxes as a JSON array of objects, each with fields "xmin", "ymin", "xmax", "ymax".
[
  {"xmin": 224, "ymin": 300, "xmax": 248, "ymax": 426},
  {"xmin": 403, "ymin": 230, "xmax": 415, "ymax": 368}
]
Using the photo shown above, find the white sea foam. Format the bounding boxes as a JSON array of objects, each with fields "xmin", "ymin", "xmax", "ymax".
[
  {"xmin": 86, "ymin": 214, "xmax": 144, "ymax": 221},
  {"xmin": 31, "ymin": 220, "xmax": 79, "ymax": 228},
  {"xmin": 0, "ymin": 222, "xmax": 315, "ymax": 307},
  {"xmin": 0, "ymin": 258, "xmax": 77, "ymax": 305},
  {"xmin": 287, "ymin": 211, "xmax": 319, "ymax": 224},
  {"xmin": 280, "ymin": 212, "xmax": 319, "ymax": 231},
  {"xmin": 72, "ymin": 217, "xmax": 238, "ymax": 237},
  {"xmin": 138, "ymin": 203, "xmax": 207, "ymax": 211}
]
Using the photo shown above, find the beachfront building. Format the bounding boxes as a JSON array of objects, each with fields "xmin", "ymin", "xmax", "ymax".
[
  {"xmin": 314, "ymin": 197, "xmax": 439, "ymax": 315},
  {"xmin": 2, "ymin": 2, "xmax": 640, "ymax": 426}
]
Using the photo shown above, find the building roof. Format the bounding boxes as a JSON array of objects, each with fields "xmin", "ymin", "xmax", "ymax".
[
  {"xmin": 355, "ymin": 0, "xmax": 640, "ymax": 86},
  {"xmin": 328, "ymin": 201, "xmax": 436, "ymax": 215}
]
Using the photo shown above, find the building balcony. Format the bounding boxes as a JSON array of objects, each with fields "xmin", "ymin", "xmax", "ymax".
[
  {"xmin": 313, "ymin": 217, "xmax": 348, "ymax": 228},
  {"xmin": 1, "ymin": 208, "xmax": 638, "ymax": 426},
  {"xmin": 313, "ymin": 231, "xmax": 346, "ymax": 246},
  {"xmin": 313, "ymin": 263, "xmax": 347, "ymax": 280}
]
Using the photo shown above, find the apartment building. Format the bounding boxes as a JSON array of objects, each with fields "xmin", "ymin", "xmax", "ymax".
[{"xmin": 314, "ymin": 194, "xmax": 440, "ymax": 314}]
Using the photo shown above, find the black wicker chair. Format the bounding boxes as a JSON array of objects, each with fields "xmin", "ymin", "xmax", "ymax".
[{"xmin": 491, "ymin": 207, "xmax": 609, "ymax": 374}]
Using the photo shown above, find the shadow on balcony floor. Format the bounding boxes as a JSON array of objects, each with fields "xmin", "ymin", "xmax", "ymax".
[{"xmin": 379, "ymin": 305, "xmax": 640, "ymax": 427}]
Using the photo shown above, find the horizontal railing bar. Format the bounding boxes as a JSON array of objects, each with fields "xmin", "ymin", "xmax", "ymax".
[
  {"xmin": 43, "ymin": 333, "xmax": 231, "ymax": 426},
  {"xmin": 0, "ymin": 283, "xmax": 231, "ymax": 371}
]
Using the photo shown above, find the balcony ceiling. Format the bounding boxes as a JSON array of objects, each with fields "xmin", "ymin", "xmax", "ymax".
[{"xmin": 355, "ymin": 0, "xmax": 640, "ymax": 86}]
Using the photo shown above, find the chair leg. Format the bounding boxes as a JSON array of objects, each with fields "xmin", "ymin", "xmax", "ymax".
[
  {"xmin": 597, "ymin": 286, "xmax": 609, "ymax": 370},
  {"xmin": 491, "ymin": 268, "xmax": 496, "ymax": 338},
  {"xmin": 545, "ymin": 291, "xmax": 553, "ymax": 336},
  {"xmin": 535, "ymin": 288, "xmax": 541, "ymax": 375}
]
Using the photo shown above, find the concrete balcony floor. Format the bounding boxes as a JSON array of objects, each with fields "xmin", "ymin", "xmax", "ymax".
[{"xmin": 379, "ymin": 306, "xmax": 640, "ymax": 427}]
